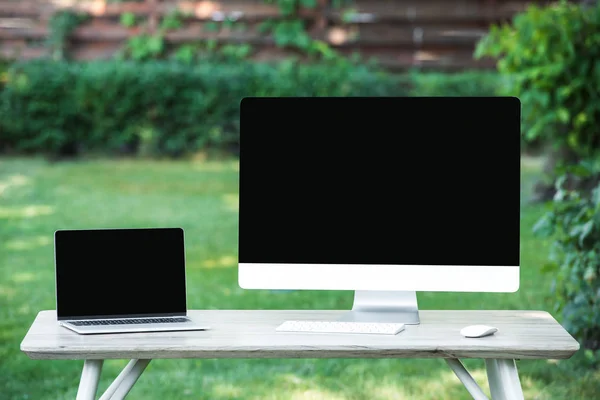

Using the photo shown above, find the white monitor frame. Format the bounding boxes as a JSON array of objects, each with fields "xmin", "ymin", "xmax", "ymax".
[{"xmin": 238, "ymin": 263, "xmax": 519, "ymax": 292}]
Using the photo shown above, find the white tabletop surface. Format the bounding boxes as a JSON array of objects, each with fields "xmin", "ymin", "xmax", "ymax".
[{"xmin": 21, "ymin": 310, "xmax": 580, "ymax": 360}]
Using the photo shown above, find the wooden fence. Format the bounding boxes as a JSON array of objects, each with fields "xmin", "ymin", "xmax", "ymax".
[{"xmin": 0, "ymin": 0, "xmax": 547, "ymax": 70}]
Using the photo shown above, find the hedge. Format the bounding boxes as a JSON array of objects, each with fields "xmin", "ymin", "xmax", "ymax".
[
  {"xmin": 0, "ymin": 59, "xmax": 502, "ymax": 157},
  {"xmin": 408, "ymin": 70, "xmax": 509, "ymax": 97}
]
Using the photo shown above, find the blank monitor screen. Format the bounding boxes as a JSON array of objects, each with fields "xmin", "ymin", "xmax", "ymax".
[
  {"xmin": 239, "ymin": 97, "xmax": 520, "ymax": 267},
  {"xmin": 55, "ymin": 228, "xmax": 186, "ymax": 320}
]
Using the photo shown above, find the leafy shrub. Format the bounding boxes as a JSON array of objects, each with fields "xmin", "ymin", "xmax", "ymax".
[
  {"xmin": 47, "ymin": 10, "xmax": 89, "ymax": 61},
  {"xmin": 534, "ymin": 162, "xmax": 600, "ymax": 359},
  {"xmin": 477, "ymin": 0, "xmax": 600, "ymax": 353},
  {"xmin": 475, "ymin": 1, "xmax": 600, "ymax": 159},
  {"xmin": 408, "ymin": 70, "xmax": 507, "ymax": 97},
  {"xmin": 0, "ymin": 58, "xmax": 505, "ymax": 157},
  {"xmin": 0, "ymin": 59, "xmax": 406, "ymax": 156}
]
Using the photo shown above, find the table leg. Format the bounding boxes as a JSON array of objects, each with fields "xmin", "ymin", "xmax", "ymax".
[
  {"xmin": 98, "ymin": 359, "xmax": 151, "ymax": 400},
  {"xmin": 485, "ymin": 359, "xmax": 524, "ymax": 400},
  {"xmin": 76, "ymin": 360, "xmax": 104, "ymax": 400},
  {"xmin": 445, "ymin": 358, "xmax": 489, "ymax": 400}
]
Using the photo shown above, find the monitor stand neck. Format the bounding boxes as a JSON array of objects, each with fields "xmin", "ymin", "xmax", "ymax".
[{"xmin": 338, "ymin": 291, "xmax": 420, "ymax": 325}]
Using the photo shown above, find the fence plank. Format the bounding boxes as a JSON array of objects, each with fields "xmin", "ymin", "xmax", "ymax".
[
  {"xmin": 0, "ymin": 0, "xmax": 535, "ymax": 20},
  {"xmin": 0, "ymin": 0, "xmax": 545, "ymax": 70},
  {"xmin": 329, "ymin": 0, "xmax": 535, "ymax": 23}
]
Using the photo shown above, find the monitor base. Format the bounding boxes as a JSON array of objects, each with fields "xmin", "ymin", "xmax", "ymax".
[{"xmin": 338, "ymin": 290, "xmax": 420, "ymax": 324}]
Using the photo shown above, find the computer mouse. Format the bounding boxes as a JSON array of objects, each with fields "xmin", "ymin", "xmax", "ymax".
[{"xmin": 460, "ymin": 325, "xmax": 498, "ymax": 338}]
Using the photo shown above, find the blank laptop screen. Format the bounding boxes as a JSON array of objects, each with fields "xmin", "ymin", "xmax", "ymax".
[{"xmin": 55, "ymin": 228, "xmax": 187, "ymax": 320}]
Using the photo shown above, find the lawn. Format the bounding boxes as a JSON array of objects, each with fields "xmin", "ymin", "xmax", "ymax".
[{"xmin": 0, "ymin": 156, "xmax": 598, "ymax": 399}]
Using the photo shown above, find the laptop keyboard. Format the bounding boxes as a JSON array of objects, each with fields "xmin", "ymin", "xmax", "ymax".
[{"xmin": 69, "ymin": 317, "xmax": 189, "ymax": 326}]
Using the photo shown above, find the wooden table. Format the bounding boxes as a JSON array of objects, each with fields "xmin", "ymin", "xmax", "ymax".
[{"xmin": 21, "ymin": 310, "xmax": 579, "ymax": 400}]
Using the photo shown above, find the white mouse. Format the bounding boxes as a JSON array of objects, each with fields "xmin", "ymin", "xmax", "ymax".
[{"xmin": 460, "ymin": 325, "xmax": 498, "ymax": 338}]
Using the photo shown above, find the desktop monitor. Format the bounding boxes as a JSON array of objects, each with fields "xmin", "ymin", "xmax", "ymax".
[{"xmin": 238, "ymin": 97, "xmax": 520, "ymax": 324}]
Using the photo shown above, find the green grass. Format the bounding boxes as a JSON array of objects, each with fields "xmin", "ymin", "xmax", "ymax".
[{"xmin": 0, "ymin": 156, "xmax": 598, "ymax": 399}]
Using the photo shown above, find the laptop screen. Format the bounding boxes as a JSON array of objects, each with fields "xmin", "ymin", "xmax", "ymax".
[{"xmin": 55, "ymin": 228, "xmax": 187, "ymax": 320}]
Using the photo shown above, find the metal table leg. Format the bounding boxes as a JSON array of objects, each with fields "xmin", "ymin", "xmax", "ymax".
[
  {"xmin": 76, "ymin": 359, "xmax": 151, "ymax": 400},
  {"xmin": 76, "ymin": 360, "xmax": 104, "ymax": 400},
  {"xmin": 485, "ymin": 359, "xmax": 524, "ymax": 400},
  {"xmin": 99, "ymin": 359, "xmax": 151, "ymax": 400},
  {"xmin": 445, "ymin": 358, "xmax": 489, "ymax": 400}
]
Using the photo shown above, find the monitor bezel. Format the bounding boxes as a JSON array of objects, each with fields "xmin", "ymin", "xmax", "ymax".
[{"xmin": 239, "ymin": 263, "xmax": 519, "ymax": 292}]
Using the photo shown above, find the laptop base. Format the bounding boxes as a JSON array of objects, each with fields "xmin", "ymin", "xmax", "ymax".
[{"xmin": 59, "ymin": 320, "xmax": 210, "ymax": 335}]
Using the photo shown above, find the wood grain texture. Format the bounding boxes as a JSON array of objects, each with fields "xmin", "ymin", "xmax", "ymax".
[
  {"xmin": 21, "ymin": 310, "xmax": 580, "ymax": 361},
  {"xmin": 0, "ymin": 0, "xmax": 534, "ymax": 70}
]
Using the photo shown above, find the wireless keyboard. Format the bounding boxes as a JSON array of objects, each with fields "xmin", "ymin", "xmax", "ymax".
[{"xmin": 276, "ymin": 320, "xmax": 405, "ymax": 335}]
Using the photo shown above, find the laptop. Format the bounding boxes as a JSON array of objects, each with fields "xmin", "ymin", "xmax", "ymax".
[{"xmin": 54, "ymin": 227, "xmax": 209, "ymax": 334}]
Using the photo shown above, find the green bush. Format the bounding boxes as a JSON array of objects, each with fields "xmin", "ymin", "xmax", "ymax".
[
  {"xmin": 408, "ymin": 70, "xmax": 506, "ymax": 97},
  {"xmin": 534, "ymin": 162, "xmax": 600, "ymax": 361},
  {"xmin": 0, "ymin": 60, "xmax": 506, "ymax": 156},
  {"xmin": 477, "ymin": 0, "xmax": 600, "ymax": 353},
  {"xmin": 0, "ymin": 59, "xmax": 405, "ymax": 156},
  {"xmin": 475, "ymin": 1, "xmax": 600, "ymax": 159},
  {"xmin": 0, "ymin": 58, "xmax": 505, "ymax": 157}
]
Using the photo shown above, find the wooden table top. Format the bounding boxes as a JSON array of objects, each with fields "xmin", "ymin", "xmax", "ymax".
[{"xmin": 21, "ymin": 310, "xmax": 580, "ymax": 360}]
